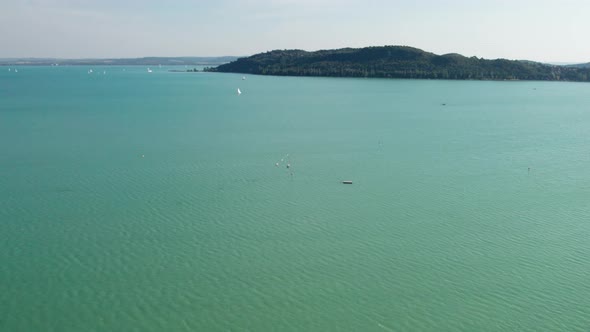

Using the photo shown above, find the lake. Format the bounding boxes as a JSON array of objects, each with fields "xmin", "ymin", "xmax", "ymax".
[{"xmin": 1, "ymin": 66, "xmax": 590, "ymax": 331}]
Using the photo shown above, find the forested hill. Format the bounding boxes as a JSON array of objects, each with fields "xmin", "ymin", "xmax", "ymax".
[
  {"xmin": 567, "ymin": 62, "xmax": 590, "ymax": 69},
  {"xmin": 209, "ymin": 46, "xmax": 590, "ymax": 82}
]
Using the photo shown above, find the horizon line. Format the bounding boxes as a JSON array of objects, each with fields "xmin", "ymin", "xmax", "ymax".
[{"xmin": 1, "ymin": 44, "xmax": 588, "ymax": 65}]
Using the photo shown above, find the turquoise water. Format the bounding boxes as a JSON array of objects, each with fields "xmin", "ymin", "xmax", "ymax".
[{"xmin": 2, "ymin": 66, "xmax": 590, "ymax": 331}]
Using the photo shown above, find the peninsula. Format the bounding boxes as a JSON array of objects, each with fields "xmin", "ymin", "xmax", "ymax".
[{"xmin": 208, "ymin": 46, "xmax": 590, "ymax": 82}]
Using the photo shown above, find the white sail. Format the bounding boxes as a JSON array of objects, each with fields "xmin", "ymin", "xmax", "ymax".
[{"xmin": 237, "ymin": 88, "xmax": 241, "ymax": 95}]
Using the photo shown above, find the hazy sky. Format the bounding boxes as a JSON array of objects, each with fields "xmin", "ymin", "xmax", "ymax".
[{"xmin": 2, "ymin": 0, "xmax": 589, "ymax": 62}]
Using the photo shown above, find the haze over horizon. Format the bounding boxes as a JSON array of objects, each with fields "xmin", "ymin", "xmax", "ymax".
[{"xmin": 2, "ymin": 0, "xmax": 589, "ymax": 63}]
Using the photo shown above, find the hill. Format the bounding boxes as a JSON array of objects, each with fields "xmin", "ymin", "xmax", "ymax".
[
  {"xmin": 567, "ymin": 62, "xmax": 590, "ymax": 69},
  {"xmin": 209, "ymin": 46, "xmax": 590, "ymax": 82}
]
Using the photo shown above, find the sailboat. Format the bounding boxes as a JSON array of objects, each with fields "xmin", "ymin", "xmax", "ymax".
[
  {"xmin": 237, "ymin": 88, "xmax": 242, "ymax": 95},
  {"xmin": 147, "ymin": 68, "xmax": 153, "ymax": 73},
  {"xmin": 14, "ymin": 69, "xmax": 18, "ymax": 73}
]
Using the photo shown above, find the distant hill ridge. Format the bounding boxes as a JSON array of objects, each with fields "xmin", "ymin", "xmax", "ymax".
[
  {"xmin": 209, "ymin": 46, "xmax": 590, "ymax": 82},
  {"xmin": 0, "ymin": 56, "xmax": 238, "ymax": 66}
]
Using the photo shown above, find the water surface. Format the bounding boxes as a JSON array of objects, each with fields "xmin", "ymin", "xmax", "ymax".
[{"xmin": 2, "ymin": 66, "xmax": 590, "ymax": 331}]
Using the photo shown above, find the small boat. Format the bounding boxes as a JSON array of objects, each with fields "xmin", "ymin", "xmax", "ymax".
[
  {"xmin": 147, "ymin": 68, "xmax": 152, "ymax": 73},
  {"xmin": 14, "ymin": 69, "xmax": 18, "ymax": 73},
  {"xmin": 342, "ymin": 180, "xmax": 353, "ymax": 184},
  {"xmin": 237, "ymin": 88, "xmax": 241, "ymax": 95},
  {"xmin": 242, "ymin": 76, "xmax": 246, "ymax": 80}
]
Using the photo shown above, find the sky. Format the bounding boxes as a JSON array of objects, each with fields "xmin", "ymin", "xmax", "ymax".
[{"xmin": 1, "ymin": 0, "xmax": 589, "ymax": 63}]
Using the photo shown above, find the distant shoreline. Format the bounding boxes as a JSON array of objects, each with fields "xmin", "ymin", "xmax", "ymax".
[
  {"xmin": 0, "ymin": 63, "xmax": 225, "ymax": 66},
  {"xmin": 207, "ymin": 71, "xmax": 590, "ymax": 85},
  {"xmin": 0, "ymin": 56, "xmax": 238, "ymax": 66}
]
